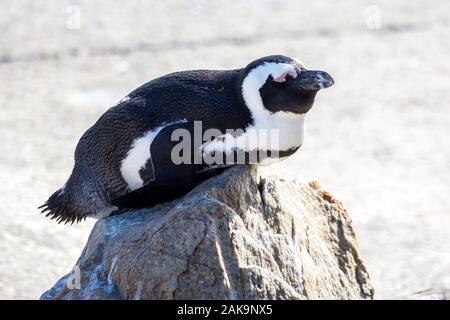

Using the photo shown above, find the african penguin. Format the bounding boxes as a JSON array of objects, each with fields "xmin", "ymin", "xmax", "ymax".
[{"xmin": 39, "ymin": 55, "xmax": 334, "ymax": 223}]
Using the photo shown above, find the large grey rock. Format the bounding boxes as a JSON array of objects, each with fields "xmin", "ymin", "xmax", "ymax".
[{"xmin": 41, "ymin": 166, "xmax": 374, "ymax": 300}]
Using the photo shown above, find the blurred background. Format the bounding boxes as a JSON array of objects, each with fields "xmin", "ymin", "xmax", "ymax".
[{"xmin": 1, "ymin": 0, "xmax": 449, "ymax": 299}]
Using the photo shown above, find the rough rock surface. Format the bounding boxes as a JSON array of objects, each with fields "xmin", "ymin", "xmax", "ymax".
[{"xmin": 41, "ymin": 166, "xmax": 374, "ymax": 300}]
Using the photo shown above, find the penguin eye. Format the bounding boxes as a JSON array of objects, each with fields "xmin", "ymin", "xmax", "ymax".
[{"xmin": 272, "ymin": 70, "xmax": 298, "ymax": 83}]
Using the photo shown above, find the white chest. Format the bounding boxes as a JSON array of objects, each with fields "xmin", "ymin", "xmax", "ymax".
[{"xmin": 202, "ymin": 112, "xmax": 305, "ymax": 157}]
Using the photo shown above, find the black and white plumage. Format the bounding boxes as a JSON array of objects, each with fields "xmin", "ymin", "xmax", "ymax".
[{"xmin": 39, "ymin": 55, "xmax": 334, "ymax": 223}]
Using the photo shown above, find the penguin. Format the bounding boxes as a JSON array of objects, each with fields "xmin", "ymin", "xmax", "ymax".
[{"xmin": 39, "ymin": 55, "xmax": 334, "ymax": 223}]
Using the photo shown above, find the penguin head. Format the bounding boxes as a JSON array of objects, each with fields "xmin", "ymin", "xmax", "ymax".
[{"xmin": 240, "ymin": 55, "xmax": 334, "ymax": 115}]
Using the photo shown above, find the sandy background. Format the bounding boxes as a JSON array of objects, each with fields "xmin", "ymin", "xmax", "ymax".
[{"xmin": 1, "ymin": 0, "xmax": 449, "ymax": 299}]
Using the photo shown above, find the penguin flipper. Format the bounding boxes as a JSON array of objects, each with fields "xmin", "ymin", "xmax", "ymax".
[
  {"xmin": 111, "ymin": 179, "xmax": 194, "ymax": 208},
  {"xmin": 112, "ymin": 166, "xmax": 234, "ymax": 209},
  {"xmin": 112, "ymin": 121, "xmax": 198, "ymax": 209}
]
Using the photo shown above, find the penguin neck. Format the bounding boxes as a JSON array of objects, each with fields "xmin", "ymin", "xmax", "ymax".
[{"xmin": 239, "ymin": 66, "xmax": 306, "ymax": 151}]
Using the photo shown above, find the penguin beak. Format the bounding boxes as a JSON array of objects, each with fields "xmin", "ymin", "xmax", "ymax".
[{"xmin": 295, "ymin": 70, "xmax": 334, "ymax": 91}]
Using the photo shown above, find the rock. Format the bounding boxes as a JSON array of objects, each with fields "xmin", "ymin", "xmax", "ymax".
[{"xmin": 41, "ymin": 165, "xmax": 374, "ymax": 300}]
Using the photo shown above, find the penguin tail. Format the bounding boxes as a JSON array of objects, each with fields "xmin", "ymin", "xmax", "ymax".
[{"xmin": 39, "ymin": 186, "xmax": 86, "ymax": 224}]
